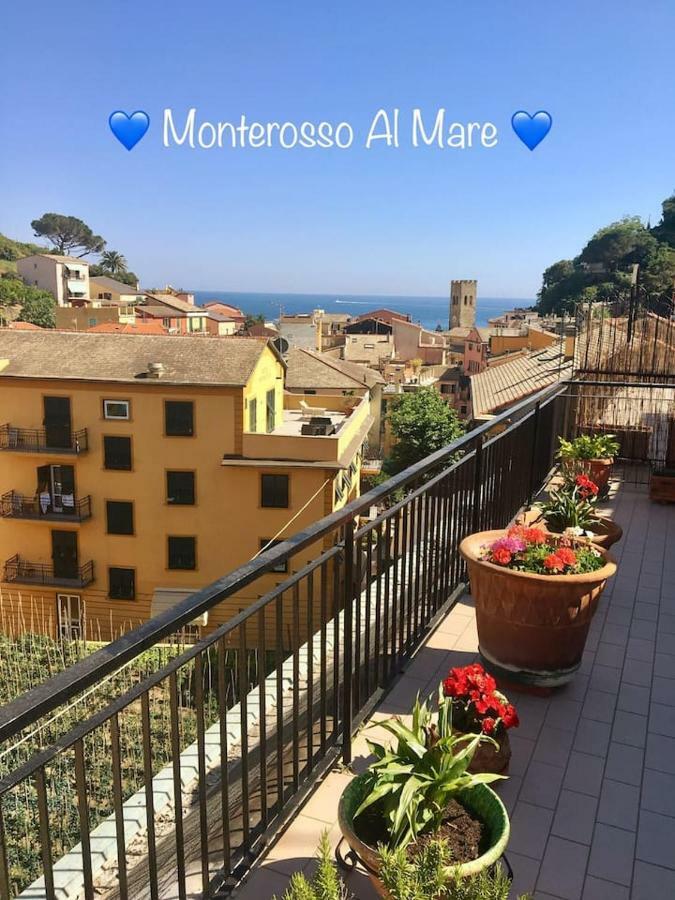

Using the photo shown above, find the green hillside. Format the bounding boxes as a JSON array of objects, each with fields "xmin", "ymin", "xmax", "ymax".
[{"xmin": 0, "ymin": 233, "xmax": 49, "ymax": 275}]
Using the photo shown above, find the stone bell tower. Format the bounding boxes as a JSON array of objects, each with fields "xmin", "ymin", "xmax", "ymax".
[{"xmin": 449, "ymin": 279, "xmax": 477, "ymax": 330}]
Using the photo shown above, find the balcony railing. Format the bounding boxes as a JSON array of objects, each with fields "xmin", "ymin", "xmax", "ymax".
[
  {"xmin": 0, "ymin": 491, "xmax": 92, "ymax": 522},
  {"xmin": 0, "ymin": 382, "xmax": 568, "ymax": 900},
  {"xmin": 3, "ymin": 554, "xmax": 94, "ymax": 588},
  {"xmin": 0, "ymin": 424, "xmax": 88, "ymax": 454},
  {"xmin": 0, "ymin": 378, "xmax": 672, "ymax": 899}
]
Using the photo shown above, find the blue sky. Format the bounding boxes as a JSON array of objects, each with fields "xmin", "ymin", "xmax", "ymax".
[{"xmin": 1, "ymin": 0, "xmax": 673, "ymax": 298}]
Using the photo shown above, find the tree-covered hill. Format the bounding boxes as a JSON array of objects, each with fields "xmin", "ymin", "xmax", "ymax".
[{"xmin": 537, "ymin": 193, "xmax": 675, "ymax": 315}]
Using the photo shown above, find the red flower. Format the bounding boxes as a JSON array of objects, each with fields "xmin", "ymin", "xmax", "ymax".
[
  {"xmin": 556, "ymin": 547, "xmax": 578, "ymax": 567},
  {"xmin": 575, "ymin": 474, "xmax": 599, "ymax": 498},
  {"xmin": 524, "ymin": 527, "xmax": 548, "ymax": 544},
  {"xmin": 508, "ymin": 524, "xmax": 548, "ymax": 545},
  {"xmin": 501, "ymin": 704, "xmax": 519, "ymax": 729},
  {"xmin": 492, "ymin": 547, "xmax": 512, "ymax": 566},
  {"xmin": 482, "ymin": 717, "xmax": 496, "ymax": 734},
  {"xmin": 544, "ymin": 553, "xmax": 564, "ymax": 572}
]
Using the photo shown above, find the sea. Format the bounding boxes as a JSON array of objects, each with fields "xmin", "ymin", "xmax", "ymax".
[{"xmin": 191, "ymin": 292, "xmax": 535, "ymax": 331}]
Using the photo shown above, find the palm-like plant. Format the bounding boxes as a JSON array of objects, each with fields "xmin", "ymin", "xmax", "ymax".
[
  {"xmin": 355, "ymin": 688, "xmax": 505, "ymax": 848},
  {"xmin": 100, "ymin": 250, "xmax": 127, "ymax": 275}
]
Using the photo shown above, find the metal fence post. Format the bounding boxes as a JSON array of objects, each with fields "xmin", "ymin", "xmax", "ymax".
[
  {"xmin": 342, "ymin": 519, "xmax": 355, "ymax": 765},
  {"xmin": 472, "ymin": 438, "xmax": 483, "ymax": 534},
  {"xmin": 528, "ymin": 401, "xmax": 542, "ymax": 504}
]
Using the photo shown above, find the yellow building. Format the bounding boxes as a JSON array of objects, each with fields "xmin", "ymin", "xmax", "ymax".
[
  {"xmin": 88, "ymin": 275, "xmax": 146, "ymax": 306},
  {"xmin": 0, "ymin": 331, "xmax": 370, "ymax": 640}
]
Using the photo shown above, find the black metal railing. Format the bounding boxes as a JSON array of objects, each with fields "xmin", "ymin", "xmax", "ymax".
[
  {"xmin": 0, "ymin": 384, "xmax": 567, "ymax": 900},
  {"xmin": 563, "ymin": 379, "xmax": 675, "ymax": 483},
  {"xmin": 0, "ymin": 491, "xmax": 92, "ymax": 522},
  {"xmin": 3, "ymin": 555, "xmax": 95, "ymax": 588},
  {"xmin": 0, "ymin": 425, "xmax": 88, "ymax": 454}
]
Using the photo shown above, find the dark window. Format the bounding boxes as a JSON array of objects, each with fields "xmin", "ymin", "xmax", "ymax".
[
  {"xmin": 249, "ymin": 398, "xmax": 257, "ymax": 432},
  {"xmin": 109, "ymin": 567, "xmax": 135, "ymax": 600},
  {"xmin": 261, "ymin": 474, "xmax": 289, "ymax": 508},
  {"xmin": 259, "ymin": 539, "xmax": 288, "ymax": 573},
  {"xmin": 265, "ymin": 389, "xmax": 275, "ymax": 433},
  {"xmin": 104, "ymin": 436, "xmax": 132, "ymax": 470},
  {"xmin": 168, "ymin": 536, "xmax": 196, "ymax": 570},
  {"xmin": 167, "ymin": 471, "xmax": 195, "ymax": 505},
  {"xmin": 165, "ymin": 401, "xmax": 194, "ymax": 436},
  {"xmin": 106, "ymin": 500, "xmax": 134, "ymax": 535}
]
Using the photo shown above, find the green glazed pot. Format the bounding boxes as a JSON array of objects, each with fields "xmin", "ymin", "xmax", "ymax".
[{"xmin": 337, "ymin": 773, "xmax": 510, "ymax": 885}]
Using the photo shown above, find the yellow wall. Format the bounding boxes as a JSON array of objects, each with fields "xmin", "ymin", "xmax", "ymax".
[
  {"xmin": 243, "ymin": 351, "xmax": 285, "ymax": 434},
  {"xmin": 88, "ymin": 277, "xmax": 144, "ymax": 305},
  {"xmin": 55, "ymin": 306, "xmax": 136, "ymax": 331},
  {"xmin": 0, "ymin": 347, "xmax": 366, "ymax": 640}
]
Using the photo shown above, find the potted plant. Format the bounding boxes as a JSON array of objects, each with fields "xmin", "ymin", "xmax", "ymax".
[
  {"xmin": 649, "ymin": 420, "xmax": 675, "ymax": 503},
  {"xmin": 459, "ymin": 525, "xmax": 616, "ymax": 688},
  {"xmin": 533, "ymin": 474, "xmax": 623, "ymax": 549},
  {"xmin": 275, "ymin": 831, "xmax": 352, "ymax": 899},
  {"xmin": 441, "ymin": 663, "xmax": 519, "ymax": 775},
  {"xmin": 557, "ymin": 433, "xmax": 620, "ymax": 494},
  {"xmin": 338, "ymin": 689, "xmax": 510, "ymax": 896},
  {"xmin": 379, "ymin": 839, "xmax": 530, "ymax": 900}
]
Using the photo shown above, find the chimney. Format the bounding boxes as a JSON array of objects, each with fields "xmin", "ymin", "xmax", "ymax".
[{"xmin": 147, "ymin": 362, "xmax": 165, "ymax": 379}]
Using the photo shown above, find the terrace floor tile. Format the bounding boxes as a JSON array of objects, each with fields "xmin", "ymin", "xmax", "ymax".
[{"xmin": 232, "ymin": 485, "xmax": 675, "ymax": 900}]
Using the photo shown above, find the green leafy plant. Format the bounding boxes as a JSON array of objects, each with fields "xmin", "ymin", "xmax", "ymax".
[
  {"xmin": 557, "ymin": 434, "xmax": 619, "ymax": 461},
  {"xmin": 355, "ymin": 688, "xmax": 505, "ymax": 848},
  {"xmin": 274, "ymin": 831, "xmax": 351, "ymax": 900},
  {"xmin": 379, "ymin": 838, "xmax": 530, "ymax": 900},
  {"xmin": 540, "ymin": 474, "xmax": 601, "ymax": 533}
]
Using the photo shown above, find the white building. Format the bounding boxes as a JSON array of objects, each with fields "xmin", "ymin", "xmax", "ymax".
[{"xmin": 16, "ymin": 254, "xmax": 90, "ymax": 306}]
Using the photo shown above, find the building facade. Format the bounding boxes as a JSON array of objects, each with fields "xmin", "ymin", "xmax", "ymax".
[
  {"xmin": 0, "ymin": 332, "xmax": 369, "ymax": 640},
  {"xmin": 17, "ymin": 254, "xmax": 90, "ymax": 306}
]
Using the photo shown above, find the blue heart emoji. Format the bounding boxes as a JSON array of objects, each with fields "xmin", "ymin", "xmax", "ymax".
[
  {"xmin": 511, "ymin": 110, "xmax": 552, "ymax": 151},
  {"xmin": 109, "ymin": 110, "xmax": 150, "ymax": 150}
]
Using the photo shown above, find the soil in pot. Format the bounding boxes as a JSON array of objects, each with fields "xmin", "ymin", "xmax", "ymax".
[{"xmin": 355, "ymin": 797, "xmax": 488, "ymax": 865}]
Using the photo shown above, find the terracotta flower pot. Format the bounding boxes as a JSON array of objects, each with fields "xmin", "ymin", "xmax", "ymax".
[
  {"xmin": 522, "ymin": 508, "xmax": 623, "ymax": 551},
  {"xmin": 459, "ymin": 530, "xmax": 617, "ymax": 688},
  {"xmin": 581, "ymin": 516, "xmax": 623, "ymax": 550},
  {"xmin": 573, "ymin": 458, "xmax": 614, "ymax": 493},
  {"xmin": 338, "ymin": 775, "xmax": 510, "ymax": 897},
  {"xmin": 458, "ymin": 729, "xmax": 511, "ymax": 775}
]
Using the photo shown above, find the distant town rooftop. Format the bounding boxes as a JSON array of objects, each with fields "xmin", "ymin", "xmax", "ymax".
[
  {"xmin": 88, "ymin": 274, "xmax": 142, "ymax": 294},
  {"xmin": 470, "ymin": 346, "xmax": 573, "ymax": 418},
  {"xmin": 285, "ymin": 348, "xmax": 384, "ymax": 391},
  {"xmin": 0, "ymin": 331, "xmax": 277, "ymax": 386},
  {"xmin": 18, "ymin": 253, "xmax": 89, "ymax": 265}
]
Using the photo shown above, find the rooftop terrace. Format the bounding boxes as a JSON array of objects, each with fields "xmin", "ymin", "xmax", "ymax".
[
  {"xmin": 235, "ymin": 480, "xmax": 675, "ymax": 900},
  {"xmin": 0, "ymin": 371, "xmax": 673, "ymax": 900}
]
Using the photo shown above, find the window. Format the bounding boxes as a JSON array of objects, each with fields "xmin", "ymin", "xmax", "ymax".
[
  {"xmin": 106, "ymin": 500, "xmax": 134, "ymax": 535},
  {"xmin": 57, "ymin": 594, "xmax": 83, "ymax": 640},
  {"xmin": 165, "ymin": 401, "xmax": 194, "ymax": 436},
  {"xmin": 168, "ymin": 536, "xmax": 196, "ymax": 570},
  {"xmin": 104, "ymin": 436, "xmax": 132, "ymax": 470},
  {"xmin": 109, "ymin": 567, "xmax": 135, "ymax": 600},
  {"xmin": 259, "ymin": 539, "xmax": 288, "ymax": 573},
  {"xmin": 265, "ymin": 389, "xmax": 275, "ymax": 433},
  {"xmin": 261, "ymin": 474, "xmax": 289, "ymax": 508},
  {"xmin": 103, "ymin": 399, "xmax": 130, "ymax": 420},
  {"xmin": 167, "ymin": 471, "xmax": 195, "ymax": 505},
  {"xmin": 249, "ymin": 397, "xmax": 257, "ymax": 432},
  {"xmin": 460, "ymin": 405, "xmax": 468, "ymax": 414}
]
